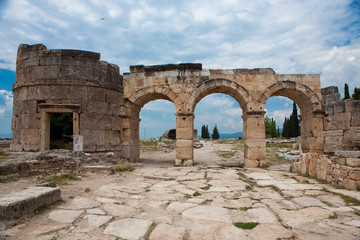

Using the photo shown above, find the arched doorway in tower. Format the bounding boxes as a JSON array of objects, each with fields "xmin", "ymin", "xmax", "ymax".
[
  {"xmin": 139, "ymin": 99, "xmax": 176, "ymax": 165},
  {"xmin": 194, "ymin": 93, "xmax": 244, "ymax": 166}
]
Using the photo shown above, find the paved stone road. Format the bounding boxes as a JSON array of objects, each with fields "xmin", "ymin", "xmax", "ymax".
[{"xmin": 2, "ymin": 164, "xmax": 360, "ymax": 240}]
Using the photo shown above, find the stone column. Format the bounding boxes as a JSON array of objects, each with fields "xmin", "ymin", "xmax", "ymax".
[
  {"xmin": 121, "ymin": 102, "xmax": 141, "ymax": 162},
  {"xmin": 175, "ymin": 112, "xmax": 194, "ymax": 166},
  {"xmin": 243, "ymin": 111, "xmax": 266, "ymax": 167},
  {"xmin": 301, "ymin": 109, "xmax": 325, "ymax": 153},
  {"xmin": 40, "ymin": 111, "xmax": 50, "ymax": 151}
]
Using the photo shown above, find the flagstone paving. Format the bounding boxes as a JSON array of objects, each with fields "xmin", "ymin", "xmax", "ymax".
[{"xmin": 2, "ymin": 164, "xmax": 360, "ymax": 240}]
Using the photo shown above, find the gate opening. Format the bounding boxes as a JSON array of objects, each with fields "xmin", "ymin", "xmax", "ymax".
[{"xmin": 50, "ymin": 113, "xmax": 73, "ymax": 150}]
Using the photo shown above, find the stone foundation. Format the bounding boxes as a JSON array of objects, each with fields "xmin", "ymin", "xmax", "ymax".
[{"xmin": 292, "ymin": 151, "xmax": 360, "ymax": 190}]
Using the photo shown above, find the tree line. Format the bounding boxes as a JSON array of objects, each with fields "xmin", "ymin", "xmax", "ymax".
[
  {"xmin": 201, "ymin": 124, "xmax": 220, "ymax": 139},
  {"xmin": 344, "ymin": 83, "xmax": 360, "ymax": 100},
  {"xmin": 265, "ymin": 102, "xmax": 300, "ymax": 139}
]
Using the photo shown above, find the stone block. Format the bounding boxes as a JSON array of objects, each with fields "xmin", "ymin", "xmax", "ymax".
[
  {"xmin": 324, "ymin": 144, "xmax": 340, "ymax": 154},
  {"xmin": 81, "ymin": 129, "xmax": 106, "ymax": 146},
  {"xmin": 176, "ymin": 128, "xmax": 194, "ymax": 140},
  {"xmin": 19, "ymin": 113, "xmax": 40, "ymax": 129},
  {"xmin": 345, "ymin": 99, "xmax": 360, "ymax": 113},
  {"xmin": 68, "ymin": 86, "xmax": 87, "ymax": 100},
  {"xmin": 82, "ymin": 101, "xmax": 109, "ymax": 115},
  {"xmin": 325, "ymin": 136, "xmax": 343, "ymax": 145},
  {"xmin": 176, "ymin": 139, "xmax": 193, "ymax": 148},
  {"xmin": 335, "ymin": 151, "xmax": 360, "ymax": 158},
  {"xmin": 321, "ymin": 86, "xmax": 338, "ymax": 95},
  {"xmin": 343, "ymin": 179, "xmax": 358, "ymax": 190},
  {"xmin": 0, "ymin": 186, "xmax": 61, "ymax": 219},
  {"xmin": 20, "ymin": 129, "xmax": 40, "ymax": 145},
  {"xmin": 326, "ymin": 130, "xmax": 344, "ymax": 136},
  {"xmin": 176, "ymin": 147, "xmax": 193, "ymax": 160},
  {"xmin": 351, "ymin": 112, "xmax": 360, "ymax": 127},
  {"xmin": 176, "ymin": 115, "xmax": 194, "ymax": 128},
  {"xmin": 19, "ymin": 100, "xmax": 37, "ymax": 114},
  {"xmin": 244, "ymin": 139, "xmax": 266, "ymax": 148},
  {"xmin": 244, "ymin": 146, "xmax": 266, "ymax": 160},
  {"xmin": 349, "ymin": 172, "xmax": 360, "ymax": 181},
  {"xmin": 328, "ymin": 112, "xmax": 351, "ymax": 130},
  {"xmin": 105, "ymin": 130, "xmax": 121, "ymax": 145},
  {"xmin": 80, "ymin": 114, "xmax": 98, "ymax": 130},
  {"xmin": 111, "ymin": 116, "xmax": 122, "ymax": 131},
  {"xmin": 87, "ymin": 87, "xmax": 106, "ymax": 102},
  {"xmin": 346, "ymin": 158, "xmax": 360, "ymax": 167}
]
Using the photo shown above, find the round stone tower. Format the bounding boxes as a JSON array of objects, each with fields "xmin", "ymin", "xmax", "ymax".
[{"xmin": 11, "ymin": 44, "xmax": 124, "ymax": 154}]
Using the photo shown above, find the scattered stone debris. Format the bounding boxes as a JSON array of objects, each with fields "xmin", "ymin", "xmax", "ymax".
[{"xmin": 0, "ymin": 150, "xmax": 124, "ymax": 180}]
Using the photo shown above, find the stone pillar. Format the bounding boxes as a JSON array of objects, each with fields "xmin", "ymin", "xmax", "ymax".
[
  {"xmin": 121, "ymin": 102, "xmax": 140, "ymax": 162},
  {"xmin": 40, "ymin": 111, "xmax": 50, "ymax": 151},
  {"xmin": 301, "ymin": 109, "xmax": 325, "ymax": 153},
  {"xmin": 175, "ymin": 112, "xmax": 194, "ymax": 166},
  {"xmin": 243, "ymin": 111, "xmax": 266, "ymax": 168}
]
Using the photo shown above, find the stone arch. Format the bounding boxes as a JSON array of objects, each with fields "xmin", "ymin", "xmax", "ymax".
[
  {"xmin": 258, "ymin": 80, "xmax": 324, "ymax": 154},
  {"xmin": 257, "ymin": 80, "xmax": 322, "ymax": 111},
  {"xmin": 187, "ymin": 78, "xmax": 253, "ymax": 112},
  {"xmin": 128, "ymin": 86, "xmax": 179, "ymax": 111}
]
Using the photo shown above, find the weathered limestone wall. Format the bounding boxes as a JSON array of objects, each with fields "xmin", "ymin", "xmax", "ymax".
[
  {"xmin": 322, "ymin": 86, "xmax": 360, "ymax": 153},
  {"xmin": 292, "ymin": 151, "xmax": 360, "ymax": 190},
  {"xmin": 292, "ymin": 86, "xmax": 360, "ymax": 190},
  {"xmin": 11, "ymin": 44, "xmax": 124, "ymax": 154}
]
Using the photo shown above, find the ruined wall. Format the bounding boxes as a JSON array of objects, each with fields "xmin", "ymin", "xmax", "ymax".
[
  {"xmin": 11, "ymin": 44, "xmax": 124, "ymax": 153},
  {"xmin": 322, "ymin": 86, "xmax": 360, "ymax": 153},
  {"xmin": 293, "ymin": 151, "xmax": 360, "ymax": 190},
  {"xmin": 292, "ymin": 86, "xmax": 360, "ymax": 190}
]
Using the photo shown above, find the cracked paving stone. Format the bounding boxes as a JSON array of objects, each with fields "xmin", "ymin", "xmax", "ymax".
[{"xmin": 103, "ymin": 218, "xmax": 153, "ymax": 240}]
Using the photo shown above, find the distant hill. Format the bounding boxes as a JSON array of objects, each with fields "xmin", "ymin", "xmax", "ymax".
[{"xmin": 198, "ymin": 132, "xmax": 243, "ymax": 139}]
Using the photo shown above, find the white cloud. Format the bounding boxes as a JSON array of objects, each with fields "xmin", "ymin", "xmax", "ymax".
[{"xmin": 0, "ymin": 0, "xmax": 359, "ymax": 136}]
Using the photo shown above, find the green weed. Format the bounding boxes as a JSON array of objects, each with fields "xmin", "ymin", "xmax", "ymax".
[
  {"xmin": 115, "ymin": 163, "xmax": 134, "ymax": 172},
  {"xmin": 233, "ymin": 222, "xmax": 259, "ymax": 230}
]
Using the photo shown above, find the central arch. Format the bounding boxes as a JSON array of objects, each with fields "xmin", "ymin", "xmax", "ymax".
[{"xmin": 187, "ymin": 78, "xmax": 252, "ymax": 112}]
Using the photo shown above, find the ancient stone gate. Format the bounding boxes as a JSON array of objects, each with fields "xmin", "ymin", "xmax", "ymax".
[{"xmin": 11, "ymin": 44, "xmax": 324, "ymax": 167}]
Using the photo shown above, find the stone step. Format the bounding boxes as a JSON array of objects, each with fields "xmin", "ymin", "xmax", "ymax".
[{"xmin": 0, "ymin": 186, "xmax": 61, "ymax": 220}]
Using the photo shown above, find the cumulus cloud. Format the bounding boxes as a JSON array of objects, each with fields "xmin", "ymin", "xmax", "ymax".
[
  {"xmin": 0, "ymin": 0, "xmax": 359, "ymax": 136},
  {"xmin": 0, "ymin": 90, "xmax": 13, "ymax": 115}
]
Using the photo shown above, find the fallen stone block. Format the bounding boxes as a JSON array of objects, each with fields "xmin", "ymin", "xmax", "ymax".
[{"xmin": 0, "ymin": 186, "xmax": 61, "ymax": 220}]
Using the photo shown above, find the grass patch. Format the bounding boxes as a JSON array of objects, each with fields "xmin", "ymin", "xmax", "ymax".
[
  {"xmin": 270, "ymin": 185, "xmax": 284, "ymax": 197},
  {"xmin": 335, "ymin": 193, "xmax": 360, "ymax": 206},
  {"xmin": 115, "ymin": 163, "xmax": 134, "ymax": 172},
  {"xmin": 233, "ymin": 222, "xmax": 259, "ymax": 230},
  {"xmin": 239, "ymin": 207, "xmax": 252, "ymax": 211},
  {"xmin": 245, "ymin": 185, "xmax": 253, "ymax": 191},
  {"xmin": 0, "ymin": 151, "xmax": 9, "ymax": 161},
  {"xmin": 46, "ymin": 172, "xmax": 80, "ymax": 186},
  {"xmin": 200, "ymin": 184, "xmax": 212, "ymax": 190},
  {"xmin": 193, "ymin": 191, "xmax": 201, "ymax": 197},
  {"xmin": 354, "ymin": 211, "xmax": 360, "ymax": 217},
  {"xmin": 139, "ymin": 140, "xmax": 158, "ymax": 152}
]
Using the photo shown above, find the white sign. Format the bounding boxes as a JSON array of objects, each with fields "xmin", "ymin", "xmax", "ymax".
[{"xmin": 73, "ymin": 135, "xmax": 83, "ymax": 151}]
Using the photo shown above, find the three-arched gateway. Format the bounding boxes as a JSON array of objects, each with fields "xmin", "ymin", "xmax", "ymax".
[{"xmin": 11, "ymin": 44, "xmax": 324, "ymax": 167}]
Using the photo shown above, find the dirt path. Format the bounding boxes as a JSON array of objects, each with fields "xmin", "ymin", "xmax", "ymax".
[{"xmin": 1, "ymin": 142, "xmax": 360, "ymax": 239}]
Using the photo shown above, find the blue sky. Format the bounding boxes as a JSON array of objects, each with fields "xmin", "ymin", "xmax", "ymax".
[{"xmin": 0, "ymin": 0, "xmax": 359, "ymax": 138}]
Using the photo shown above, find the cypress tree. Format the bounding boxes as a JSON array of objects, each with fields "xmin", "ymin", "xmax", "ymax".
[
  {"xmin": 201, "ymin": 125, "xmax": 206, "ymax": 139},
  {"xmin": 282, "ymin": 117, "xmax": 290, "ymax": 138},
  {"xmin": 212, "ymin": 124, "xmax": 220, "ymax": 139},
  {"xmin": 204, "ymin": 125, "xmax": 210, "ymax": 139},
  {"xmin": 290, "ymin": 102, "xmax": 300, "ymax": 137},
  {"xmin": 344, "ymin": 83, "xmax": 350, "ymax": 99},
  {"xmin": 353, "ymin": 87, "xmax": 360, "ymax": 100}
]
